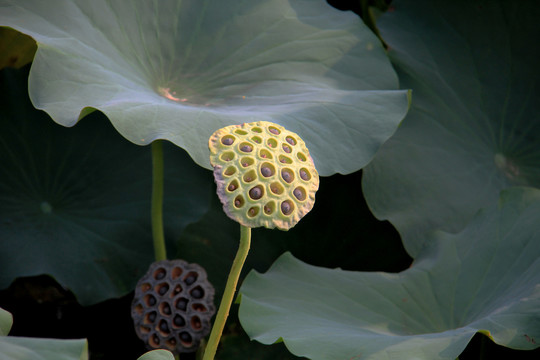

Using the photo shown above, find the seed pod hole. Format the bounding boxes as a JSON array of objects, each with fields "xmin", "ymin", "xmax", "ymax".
[
  {"xmin": 249, "ymin": 185, "xmax": 264, "ymax": 200},
  {"xmin": 134, "ymin": 304, "xmax": 144, "ymax": 315},
  {"xmin": 282, "ymin": 143, "xmax": 292, "ymax": 153},
  {"xmin": 263, "ymin": 201, "xmax": 276, "ymax": 215},
  {"xmin": 259, "ymin": 149, "xmax": 273, "ymax": 159},
  {"xmin": 190, "ymin": 286, "xmax": 205, "ymax": 299},
  {"xmin": 242, "ymin": 169, "xmax": 256, "ymax": 183},
  {"xmin": 156, "ymin": 283, "xmax": 169, "ymax": 296},
  {"xmin": 173, "ymin": 314, "xmax": 186, "ymax": 327},
  {"xmin": 260, "ymin": 163, "xmax": 275, "ymax": 177},
  {"xmin": 159, "ymin": 302, "xmax": 172, "ymax": 316},
  {"xmin": 223, "ymin": 166, "xmax": 236, "ymax": 176},
  {"xmin": 166, "ymin": 338, "xmax": 177, "ymax": 349},
  {"xmin": 145, "ymin": 311, "xmax": 157, "ymax": 324},
  {"xmin": 293, "ymin": 187, "xmax": 307, "ymax": 201},
  {"xmin": 150, "ymin": 334, "xmax": 160, "ymax": 347},
  {"xmin": 176, "ymin": 297, "xmax": 189, "ymax": 311},
  {"xmin": 221, "ymin": 135, "xmax": 235, "ymax": 146},
  {"xmin": 247, "ymin": 206, "xmax": 260, "ymax": 218},
  {"xmin": 279, "ymin": 155, "xmax": 293, "ymax": 164},
  {"xmin": 192, "ymin": 303, "xmax": 208, "ymax": 312},
  {"xmin": 179, "ymin": 332, "xmax": 193, "ymax": 346},
  {"xmin": 270, "ymin": 182, "xmax": 284, "ymax": 195},
  {"xmin": 269, "ymin": 126, "xmax": 281, "ymax": 135},
  {"xmin": 297, "ymin": 152, "xmax": 307, "ymax": 162},
  {"xmin": 251, "ymin": 127, "xmax": 263, "ymax": 133},
  {"xmin": 227, "ymin": 179, "xmax": 239, "ymax": 192},
  {"xmin": 154, "ymin": 268, "xmax": 166, "ymax": 280},
  {"xmin": 145, "ymin": 294, "xmax": 157, "ymax": 307},
  {"xmin": 234, "ymin": 195, "xmax": 245, "ymax": 208},
  {"xmin": 251, "ymin": 136, "xmax": 262, "ymax": 144},
  {"xmin": 267, "ymin": 138, "xmax": 278, "ymax": 148},
  {"xmin": 220, "ymin": 151, "xmax": 235, "ymax": 162},
  {"xmin": 140, "ymin": 325, "xmax": 151, "ymax": 334},
  {"xmin": 240, "ymin": 156, "xmax": 254, "ymax": 167},
  {"xmin": 171, "ymin": 284, "xmax": 183, "ymax": 297},
  {"xmin": 159, "ymin": 319, "xmax": 170, "ymax": 335},
  {"xmin": 141, "ymin": 283, "xmax": 151, "ymax": 292},
  {"xmin": 239, "ymin": 142, "xmax": 253, "ymax": 153},
  {"xmin": 300, "ymin": 168, "xmax": 311, "ymax": 181},
  {"xmin": 171, "ymin": 267, "xmax": 183, "ymax": 280},
  {"xmin": 183, "ymin": 272, "xmax": 198, "ymax": 286},
  {"xmin": 286, "ymin": 136, "xmax": 297, "ymax": 145},
  {"xmin": 191, "ymin": 316, "xmax": 202, "ymax": 331},
  {"xmin": 234, "ymin": 129, "xmax": 248, "ymax": 135},
  {"xmin": 281, "ymin": 168, "xmax": 294, "ymax": 183},
  {"xmin": 281, "ymin": 200, "xmax": 294, "ymax": 216}
]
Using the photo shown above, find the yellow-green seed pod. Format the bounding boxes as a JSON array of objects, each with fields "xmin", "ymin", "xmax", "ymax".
[{"xmin": 209, "ymin": 121, "xmax": 319, "ymax": 230}]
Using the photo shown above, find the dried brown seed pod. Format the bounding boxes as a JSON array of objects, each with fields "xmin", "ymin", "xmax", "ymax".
[{"xmin": 131, "ymin": 259, "xmax": 216, "ymax": 354}]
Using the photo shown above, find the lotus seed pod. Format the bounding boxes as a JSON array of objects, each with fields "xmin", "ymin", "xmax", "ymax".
[
  {"xmin": 209, "ymin": 121, "xmax": 319, "ymax": 230},
  {"xmin": 131, "ymin": 259, "xmax": 216, "ymax": 354}
]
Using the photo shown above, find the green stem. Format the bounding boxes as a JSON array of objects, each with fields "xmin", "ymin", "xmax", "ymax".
[
  {"xmin": 151, "ymin": 140, "xmax": 167, "ymax": 261},
  {"xmin": 203, "ymin": 225, "xmax": 251, "ymax": 360}
]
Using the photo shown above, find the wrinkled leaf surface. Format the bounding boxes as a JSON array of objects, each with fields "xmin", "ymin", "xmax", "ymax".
[
  {"xmin": 0, "ymin": 0, "xmax": 409, "ymax": 175},
  {"xmin": 239, "ymin": 187, "xmax": 540, "ymax": 360}
]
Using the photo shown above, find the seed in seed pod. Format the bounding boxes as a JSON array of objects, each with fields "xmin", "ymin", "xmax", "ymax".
[
  {"xmin": 153, "ymin": 334, "xmax": 160, "ymax": 345},
  {"xmin": 154, "ymin": 268, "xmax": 166, "ymax": 280},
  {"xmin": 184, "ymin": 274, "xmax": 197, "ymax": 285},
  {"xmin": 176, "ymin": 298, "xmax": 188, "ymax": 311},
  {"xmin": 162, "ymin": 303, "xmax": 171, "ymax": 315},
  {"xmin": 286, "ymin": 136, "xmax": 296, "ymax": 145},
  {"xmin": 264, "ymin": 205, "xmax": 272, "ymax": 214},
  {"xmin": 282, "ymin": 144, "xmax": 292, "ymax": 153},
  {"xmin": 300, "ymin": 169, "xmax": 310, "ymax": 180},
  {"xmin": 281, "ymin": 201, "xmax": 293, "ymax": 215},
  {"xmin": 159, "ymin": 320, "xmax": 170, "ymax": 333},
  {"xmin": 148, "ymin": 311, "xmax": 157, "ymax": 323},
  {"xmin": 228, "ymin": 182, "xmax": 237, "ymax": 191},
  {"xmin": 240, "ymin": 144, "xmax": 253, "ymax": 152},
  {"xmin": 147, "ymin": 295, "xmax": 156, "ymax": 306},
  {"xmin": 180, "ymin": 332, "xmax": 192, "ymax": 344},
  {"xmin": 174, "ymin": 314, "xmax": 186, "ymax": 327},
  {"xmin": 293, "ymin": 187, "xmax": 305, "ymax": 201},
  {"xmin": 191, "ymin": 286, "xmax": 204, "ymax": 299},
  {"xmin": 269, "ymin": 127, "xmax": 280, "ymax": 135},
  {"xmin": 221, "ymin": 136, "xmax": 234, "ymax": 145},
  {"xmin": 158, "ymin": 284, "xmax": 169, "ymax": 295},
  {"xmin": 281, "ymin": 169, "xmax": 293, "ymax": 183},
  {"xmin": 249, "ymin": 186, "xmax": 263, "ymax": 200},
  {"xmin": 261, "ymin": 165, "xmax": 273, "ymax": 177}
]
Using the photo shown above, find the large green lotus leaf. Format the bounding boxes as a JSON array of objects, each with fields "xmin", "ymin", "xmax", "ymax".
[
  {"xmin": 0, "ymin": 27, "xmax": 36, "ymax": 69},
  {"xmin": 0, "ymin": 67, "xmax": 213, "ymax": 305},
  {"xmin": 0, "ymin": 308, "xmax": 12, "ymax": 336},
  {"xmin": 238, "ymin": 187, "xmax": 540, "ymax": 360},
  {"xmin": 137, "ymin": 350, "xmax": 174, "ymax": 360},
  {"xmin": 362, "ymin": 0, "xmax": 540, "ymax": 256},
  {"xmin": 0, "ymin": 307, "xmax": 88, "ymax": 360},
  {"xmin": 0, "ymin": 337, "xmax": 88, "ymax": 360},
  {"xmin": 0, "ymin": 0, "xmax": 409, "ymax": 176}
]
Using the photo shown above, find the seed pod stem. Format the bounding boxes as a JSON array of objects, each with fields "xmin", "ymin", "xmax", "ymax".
[
  {"xmin": 203, "ymin": 225, "xmax": 251, "ymax": 360},
  {"xmin": 151, "ymin": 140, "xmax": 167, "ymax": 261}
]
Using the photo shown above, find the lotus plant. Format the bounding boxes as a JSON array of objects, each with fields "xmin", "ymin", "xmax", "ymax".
[{"xmin": 203, "ymin": 121, "xmax": 319, "ymax": 359}]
